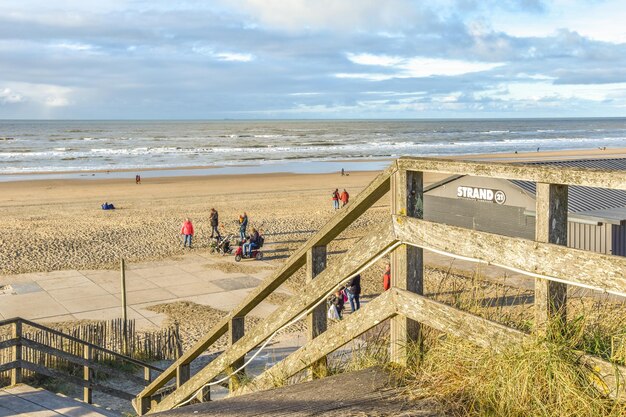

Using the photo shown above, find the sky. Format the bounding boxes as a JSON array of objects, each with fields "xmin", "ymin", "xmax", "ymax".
[{"xmin": 1, "ymin": 0, "xmax": 626, "ymax": 119}]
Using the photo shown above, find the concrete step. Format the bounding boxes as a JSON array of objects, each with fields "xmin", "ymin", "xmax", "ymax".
[{"xmin": 0, "ymin": 384, "xmax": 119, "ymax": 417}]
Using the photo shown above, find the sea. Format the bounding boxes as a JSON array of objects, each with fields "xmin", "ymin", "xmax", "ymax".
[{"xmin": 1, "ymin": 118, "xmax": 626, "ymax": 180}]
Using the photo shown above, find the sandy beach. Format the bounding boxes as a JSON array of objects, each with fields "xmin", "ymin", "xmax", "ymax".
[{"xmin": 2, "ymin": 147, "xmax": 625, "ymax": 279}]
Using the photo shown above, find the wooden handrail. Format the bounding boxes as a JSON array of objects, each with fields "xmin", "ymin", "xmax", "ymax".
[
  {"xmin": 393, "ymin": 215, "xmax": 626, "ymax": 296},
  {"xmin": 0, "ymin": 317, "xmax": 164, "ymax": 372},
  {"xmin": 148, "ymin": 220, "xmax": 399, "ymax": 412},
  {"xmin": 397, "ymin": 156, "xmax": 626, "ymax": 189},
  {"xmin": 136, "ymin": 162, "xmax": 397, "ymax": 403}
]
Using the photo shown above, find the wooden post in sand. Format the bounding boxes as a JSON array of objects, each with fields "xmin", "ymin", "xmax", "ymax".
[
  {"xmin": 120, "ymin": 258, "xmax": 128, "ymax": 355},
  {"xmin": 390, "ymin": 169, "xmax": 424, "ymax": 366},
  {"xmin": 306, "ymin": 245, "xmax": 328, "ymax": 379},
  {"xmin": 535, "ymin": 183, "xmax": 568, "ymax": 335}
]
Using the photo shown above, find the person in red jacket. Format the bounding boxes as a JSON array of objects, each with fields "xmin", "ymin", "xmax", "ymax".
[
  {"xmin": 383, "ymin": 263, "xmax": 391, "ymax": 291},
  {"xmin": 180, "ymin": 218, "xmax": 194, "ymax": 248},
  {"xmin": 340, "ymin": 189, "xmax": 349, "ymax": 207}
]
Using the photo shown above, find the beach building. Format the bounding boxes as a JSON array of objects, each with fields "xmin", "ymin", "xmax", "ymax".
[{"xmin": 424, "ymin": 158, "xmax": 626, "ymax": 256}]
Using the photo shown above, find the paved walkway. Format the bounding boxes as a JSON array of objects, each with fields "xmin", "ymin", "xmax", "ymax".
[
  {"xmin": 0, "ymin": 253, "xmax": 278, "ymax": 329},
  {"xmin": 0, "ymin": 384, "xmax": 118, "ymax": 417}
]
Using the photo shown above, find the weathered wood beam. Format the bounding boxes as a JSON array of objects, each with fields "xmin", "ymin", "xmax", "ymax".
[
  {"xmin": 136, "ymin": 162, "xmax": 395, "ymax": 406},
  {"xmin": 149, "ymin": 221, "xmax": 398, "ymax": 413},
  {"xmin": 392, "ymin": 216, "xmax": 626, "ymax": 297},
  {"xmin": 393, "ymin": 288, "xmax": 526, "ymax": 349},
  {"xmin": 397, "ymin": 157, "xmax": 626, "ymax": 190},
  {"xmin": 20, "ymin": 360, "xmax": 136, "ymax": 400},
  {"xmin": 11, "ymin": 320, "xmax": 22, "ymax": 385},
  {"xmin": 390, "ymin": 169, "xmax": 424, "ymax": 366},
  {"xmin": 233, "ymin": 290, "xmax": 397, "ymax": 396},
  {"xmin": 228, "ymin": 317, "xmax": 245, "ymax": 392},
  {"xmin": 535, "ymin": 183, "xmax": 568, "ymax": 333},
  {"xmin": 306, "ymin": 245, "xmax": 328, "ymax": 379}
]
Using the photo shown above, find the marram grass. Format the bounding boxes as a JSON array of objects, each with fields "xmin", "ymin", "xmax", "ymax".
[{"xmin": 403, "ymin": 336, "xmax": 626, "ymax": 417}]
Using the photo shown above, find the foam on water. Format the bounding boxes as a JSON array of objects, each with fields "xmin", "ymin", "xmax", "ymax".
[{"xmin": 1, "ymin": 119, "xmax": 625, "ymax": 174}]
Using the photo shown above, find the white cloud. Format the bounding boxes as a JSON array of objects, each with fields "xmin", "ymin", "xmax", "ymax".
[
  {"xmin": 0, "ymin": 88, "xmax": 24, "ymax": 104},
  {"xmin": 223, "ymin": 0, "xmax": 421, "ymax": 31},
  {"xmin": 213, "ymin": 52, "xmax": 254, "ymax": 62},
  {"xmin": 1, "ymin": 82, "xmax": 74, "ymax": 108},
  {"xmin": 192, "ymin": 46, "xmax": 255, "ymax": 62},
  {"xmin": 53, "ymin": 42, "xmax": 94, "ymax": 51},
  {"xmin": 477, "ymin": 81, "xmax": 626, "ymax": 102},
  {"xmin": 340, "ymin": 53, "xmax": 504, "ymax": 80}
]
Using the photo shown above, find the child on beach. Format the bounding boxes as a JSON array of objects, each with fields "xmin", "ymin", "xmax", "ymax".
[
  {"xmin": 180, "ymin": 218, "xmax": 194, "ymax": 248},
  {"xmin": 239, "ymin": 212, "xmax": 248, "ymax": 242}
]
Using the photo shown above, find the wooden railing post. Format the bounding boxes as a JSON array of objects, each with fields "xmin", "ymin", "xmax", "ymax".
[
  {"xmin": 11, "ymin": 320, "xmax": 22, "ymax": 385},
  {"xmin": 535, "ymin": 183, "xmax": 568, "ymax": 335},
  {"xmin": 306, "ymin": 245, "xmax": 328, "ymax": 379},
  {"xmin": 176, "ymin": 363, "xmax": 190, "ymax": 388},
  {"xmin": 228, "ymin": 317, "xmax": 245, "ymax": 392},
  {"xmin": 390, "ymin": 169, "xmax": 424, "ymax": 366},
  {"xmin": 83, "ymin": 344, "xmax": 92, "ymax": 404},
  {"xmin": 144, "ymin": 366, "xmax": 151, "ymax": 383}
]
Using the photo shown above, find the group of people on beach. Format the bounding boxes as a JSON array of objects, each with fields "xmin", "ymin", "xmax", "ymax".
[
  {"xmin": 328, "ymin": 263, "xmax": 391, "ymax": 320},
  {"xmin": 331, "ymin": 188, "xmax": 349, "ymax": 210},
  {"xmin": 180, "ymin": 209, "xmax": 221, "ymax": 248},
  {"xmin": 179, "ymin": 209, "xmax": 261, "ymax": 256}
]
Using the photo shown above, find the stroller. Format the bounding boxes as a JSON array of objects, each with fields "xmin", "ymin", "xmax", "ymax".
[{"xmin": 209, "ymin": 234, "xmax": 234, "ymax": 256}]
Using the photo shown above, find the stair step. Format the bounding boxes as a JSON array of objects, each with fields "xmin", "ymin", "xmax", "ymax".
[
  {"xmin": 0, "ymin": 384, "xmax": 119, "ymax": 417},
  {"xmin": 152, "ymin": 367, "xmax": 441, "ymax": 416}
]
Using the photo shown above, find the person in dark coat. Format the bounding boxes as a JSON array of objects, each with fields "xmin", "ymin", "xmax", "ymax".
[
  {"xmin": 239, "ymin": 212, "xmax": 248, "ymax": 242},
  {"xmin": 209, "ymin": 208, "xmax": 220, "ymax": 239},
  {"xmin": 345, "ymin": 274, "xmax": 361, "ymax": 312}
]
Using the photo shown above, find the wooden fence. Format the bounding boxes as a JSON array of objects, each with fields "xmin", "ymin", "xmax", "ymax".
[{"xmin": 0, "ymin": 317, "xmax": 180, "ymax": 401}]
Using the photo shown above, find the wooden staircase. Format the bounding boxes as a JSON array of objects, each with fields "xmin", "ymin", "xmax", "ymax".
[{"xmin": 135, "ymin": 157, "xmax": 626, "ymax": 414}]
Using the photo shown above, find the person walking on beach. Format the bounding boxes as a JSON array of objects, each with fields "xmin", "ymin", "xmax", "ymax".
[
  {"xmin": 332, "ymin": 189, "xmax": 340, "ymax": 210},
  {"xmin": 345, "ymin": 274, "xmax": 361, "ymax": 312},
  {"xmin": 340, "ymin": 189, "xmax": 349, "ymax": 207},
  {"xmin": 210, "ymin": 208, "xmax": 220, "ymax": 239},
  {"xmin": 383, "ymin": 263, "xmax": 391, "ymax": 291},
  {"xmin": 341, "ymin": 168, "xmax": 345, "ymax": 176},
  {"xmin": 239, "ymin": 212, "xmax": 248, "ymax": 242},
  {"xmin": 180, "ymin": 218, "xmax": 194, "ymax": 248},
  {"xmin": 135, "ymin": 174, "xmax": 141, "ymax": 184}
]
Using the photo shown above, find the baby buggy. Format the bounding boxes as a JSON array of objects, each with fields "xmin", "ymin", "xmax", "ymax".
[{"xmin": 209, "ymin": 234, "xmax": 234, "ymax": 256}]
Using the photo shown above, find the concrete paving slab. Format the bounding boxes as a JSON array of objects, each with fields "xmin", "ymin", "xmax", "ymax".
[
  {"xmin": 212, "ymin": 275, "xmax": 262, "ymax": 291},
  {"xmin": 37, "ymin": 314, "xmax": 77, "ymax": 323},
  {"xmin": 113, "ymin": 287, "xmax": 177, "ymax": 305},
  {"xmin": 61, "ymin": 294, "xmax": 121, "ymax": 314},
  {"xmin": 96, "ymin": 276, "xmax": 157, "ymax": 294},
  {"xmin": 185, "ymin": 288, "xmax": 254, "ymax": 312},
  {"xmin": 37, "ymin": 274, "xmax": 91, "ymax": 291},
  {"xmin": 48, "ymin": 282, "xmax": 109, "ymax": 302},
  {"xmin": 189, "ymin": 269, "xmax": 247, "ymax": 282},
  {"xmin": 30, "ymin": 270, "xmax": 85, "ymax": 281},
  {"xmin": 132, "ymin": 265, "xmax": 182, "ymax": 277},
  {"xmin": 145, "ymin": 272, "xmax": 202, "ymax": 287},
  {"xmin": 164, "ymin": 281, "xmax": 225, "ymax": 298},
  {"xmin": 0, "ymin": 292, "xmax": 70, "ymax": 319},
  {"xmin": 8, "ymin": 282, "xmax": 43, "ymax": 295},
  {"xmin": 72, "ymin": 306, "xmax": 144, "ymax": 321},
  {"xmin": 177, "ymin": 262, "xmax": 213, "ymax": 273}
]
